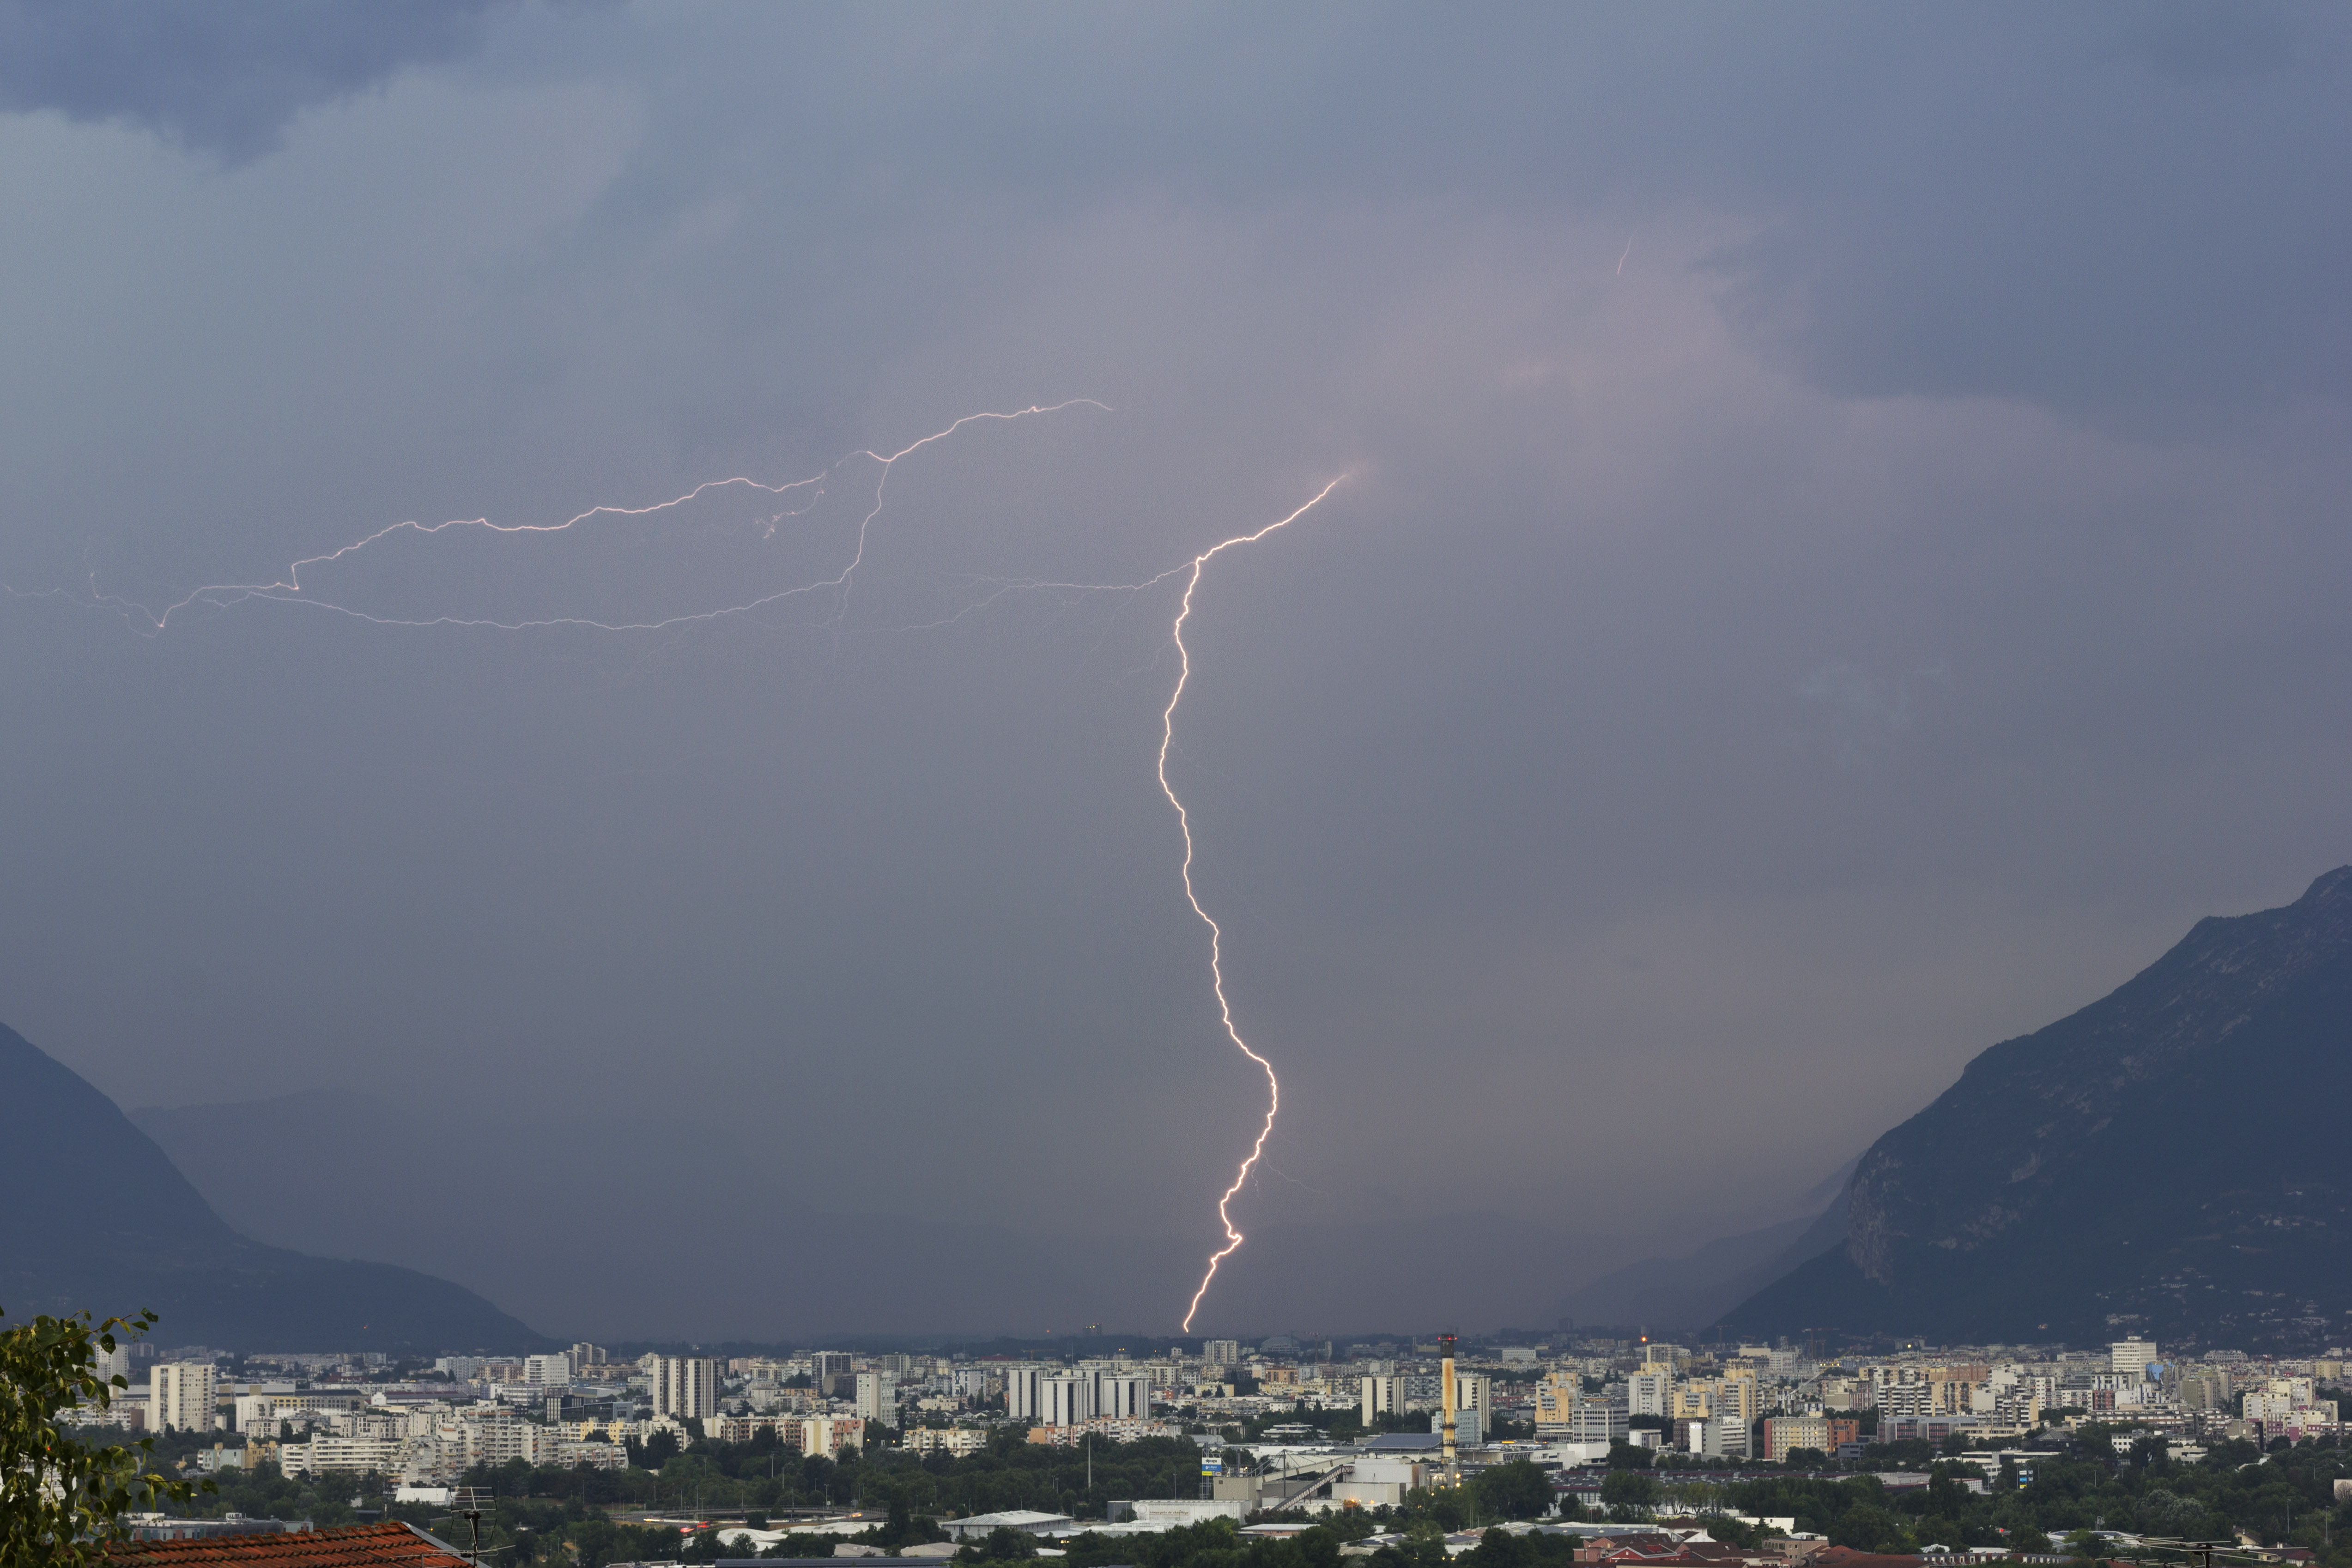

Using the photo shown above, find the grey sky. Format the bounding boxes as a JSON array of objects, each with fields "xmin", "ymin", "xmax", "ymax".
[{"xmin": 3, "ymin": 2, "xmax": 2346, "ymax": 1340}]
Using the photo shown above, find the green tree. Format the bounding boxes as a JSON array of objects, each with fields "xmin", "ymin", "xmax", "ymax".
[
  {"xmin": 629, "ymin": 1428, "xmax": 682, "ymax": 1470},
  {"xmin": 1372, "ymin": 1520, "xmax": 1455, "ymax": 1568},
  {"xmin": 967, "ymin": 1524, "xmax": 1042, "ymax": 1559},
  {"xmin": 1, "ymin": 1307, "xmax": 205, "ymax": 1564},
  {"xmin": 1600, "ymin": 1471, "xmax": 1659, "ymax": 1512},
  {"xmin": 1403, "ymin": 1487, "xmax": 1472, "ymax": 1533},
  {"xmin": 1829, "ymin": 1502, "xmax": 1906, "ymax": 1554},
  {"xmin": 1473, "ymin": 1459, "xmax": 1556, "ymax": 1522},
  {"xmin": 1698, "ymin": 1516, "xmax": 1774, "ymax": 1550}
]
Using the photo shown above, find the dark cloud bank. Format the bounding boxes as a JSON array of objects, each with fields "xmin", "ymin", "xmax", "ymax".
[
  {"xmin": 0, "ymin": 0, "xmax": 509, "ymax": 158},
  {"xmin": 0, "ymin": 3, "xmax": 2346, "ymax": 1340}
]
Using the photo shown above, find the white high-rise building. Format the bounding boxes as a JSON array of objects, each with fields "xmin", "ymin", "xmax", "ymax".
[
  {"xmin": 524, "ymin": 1354, "xmax": 571, "ymax": 1388},
  {"xmin": 855, "ymin": 1372, "xmax": 898, "ymax": 1422},
  {"xmin": 652, "ymin": 1356, "xmax": 720, "ymax": 1422},
  {"xmin": 1202, "ymin": 1340, "xmax": 1240, "ymax": 1368},
  {"xmin": 1094, "ymin": 1373, "xmax": 1151, "ymax": 1419},
  {"xmin": 1005, "ymin": 1364, "xmax": 1047, "ymax": 1422},
  {"xmin": 152, "ymin": 1363, "xmax": 218, "ymax": 1433},
  {"xmin": 1041, "ymin": 1374, "xmax": 1094, "ymax": 1427},
  {"xmin": 1361, "ymin": 1375, "xmax": 1400, "ymax": 1424},
  {"xmin": 1568, "ymin": 1396, "xmax": 1627, "ymax": 1447},
  {"xmin": 1628, "ymin": 1368, "xmax": 1672, "ymax": 1417},
  {"xmin": 2110, "ymin": 1338, "xmax": 2158, "ymax": 1380}
]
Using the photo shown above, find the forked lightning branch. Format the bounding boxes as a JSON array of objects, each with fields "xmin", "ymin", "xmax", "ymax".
[{"xmin": 32, "ymin": 401, "xmax": 1345, "ymax": 1329}]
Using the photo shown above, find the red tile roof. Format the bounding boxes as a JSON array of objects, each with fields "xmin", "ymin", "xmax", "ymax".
[
  {"xmin": 105, "ymin": 1521, "xmax": 470, "ymax": 1565},
  {"xmin": 1810, "ymin": 1551, "xmax": 1927, "ymax": 1568}
]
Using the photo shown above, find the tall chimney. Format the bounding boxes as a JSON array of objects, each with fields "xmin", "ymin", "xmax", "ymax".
[{"xmin": 1439, "ymin": 1332, "xmax": 1458, "ymax": 1485}]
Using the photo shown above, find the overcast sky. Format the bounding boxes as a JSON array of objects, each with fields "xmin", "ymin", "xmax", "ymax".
[{"xmin": 4, "ymin": 1, "xmax": 2348, "ymax": 1342}]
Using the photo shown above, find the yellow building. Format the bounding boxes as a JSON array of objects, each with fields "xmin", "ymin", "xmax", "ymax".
[
  {"xmin": 1718, "ymin": 1366, "xmax": 1760, "ymax": 1427},
  {"xmin": 1534, "ymin": 1372, "xmax": 1581, "ymax": 1434}
]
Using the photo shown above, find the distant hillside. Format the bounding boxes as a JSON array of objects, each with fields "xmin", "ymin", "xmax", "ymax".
[
  {"xmin": 0, "ymin": 1021, "xmax": 549, "ymax": 1353},
  {"xmin": 1552, "ymin": 1161, "xmax": 1854, "ymax": 1332},
  {"xmin": 1720, "ymin": 867, "xmax": 2352, "ymax": 1350}
]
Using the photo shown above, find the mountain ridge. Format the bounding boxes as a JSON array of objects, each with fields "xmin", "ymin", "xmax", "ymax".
[
  {"xmin": 1720, "ymin": 867, "xmax": 2352, "ymax": 1349},
  {"xmin": 0, "ymin": 1020, "xmax": 551, "ymax": 1353}
]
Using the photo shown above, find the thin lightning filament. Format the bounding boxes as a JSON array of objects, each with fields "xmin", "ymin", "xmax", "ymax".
[{"xmin": 83, "ymin": 401, "xmax": 1108, "ymax": 635}]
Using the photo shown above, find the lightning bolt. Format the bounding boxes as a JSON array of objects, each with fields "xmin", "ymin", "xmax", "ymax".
[
  {"xmin": 1168, "ymin": 476, "xmax": 1345, "ymax": 1334},
  {"xmin": 17, "ymin": 397, "xmax": 1347, "ymax": 1333},
  {"xmin": 73, "ymin": 400, "xmax": 1109, "ymax": 635}
]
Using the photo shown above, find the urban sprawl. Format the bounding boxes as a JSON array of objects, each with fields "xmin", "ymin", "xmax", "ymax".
[{"xmin": 87, "ymin": 1328, "xmax": 2352, "ymax": 1565}]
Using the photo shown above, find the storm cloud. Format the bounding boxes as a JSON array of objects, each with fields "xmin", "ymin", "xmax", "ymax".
[
  {"xmin": 2, "ymin": 3, "xmax": 2346, "ymax": 1340},
  {"xmin": 0, "ymin": 0, "xmax": 509, "ymax": 159}
]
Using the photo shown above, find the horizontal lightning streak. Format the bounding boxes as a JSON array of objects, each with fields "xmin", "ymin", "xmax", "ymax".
[
  {"xmin": 1168, "ymin": 476, "xmax": 1346, "ymax": 1333},
  {"xmin": 81, "ymin": 400, "xmax": 1109, "ymax": 635}
]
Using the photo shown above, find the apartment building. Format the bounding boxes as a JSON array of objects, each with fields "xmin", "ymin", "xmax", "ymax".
[
  {"xmin": 152, "ymin": 1363, "xmax": 218, "ymax": 1434},
  {"xmin": 855, "ymin": 1371, "xmax": 898, "ymax": 1421},
  {"xmin": 1761, "ymin": 1414, "xmax": 1863, "ymax": 1462},
  {"xmin": 652, "ymin": 1356, "xmax": 721, "ymax": 1422},
  {"xmin": 810, "ymin": 1350, "xmax": 855, "ymax": 1396},
  {"xmin": 1534, "ymin": 1372, "xmax": 1582, "ymax": 1435},
  {"xmin": 802, "ymin": 1415, "xmax": 865, "ymax": 1455},
  {"xmin": 1566, "ymin": 1394, "xmax": 1627, "ymax": 1447},
  {"xmin": 1041, "ymin": 1375, "xmax": 1093, "ymax": 1427},
  {"xmin": 1006, "ymin": 1365, "xmax": 1048, "ymax": 1422},
  {"xmin": 1096, "ymin": 1373, "xmax": 1151, "ymax": 1420},
  {"xmin": 279, "ymin": 1435, "xmax": 400, "ymax": 1476},
  {"xmin": 2244, "ymin": 1381, "xmax": 2336, "ymax": 1425},
  {"xmin": 1628, "ymin": 1368, "xmax": 1673, "ymax": 1417},
  {"xmin": 233, "ymin": 1388, "xmax": 369, "ymax": 1434},
  {"xmin": 2181, "ymin": 1368, "xmax": 2234, "ymax": 1411}
]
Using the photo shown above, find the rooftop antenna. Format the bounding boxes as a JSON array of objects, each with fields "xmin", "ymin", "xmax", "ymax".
[{"xmin": 452, "ymin": 1487, "xmax": 493, "ymax": 1565}]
